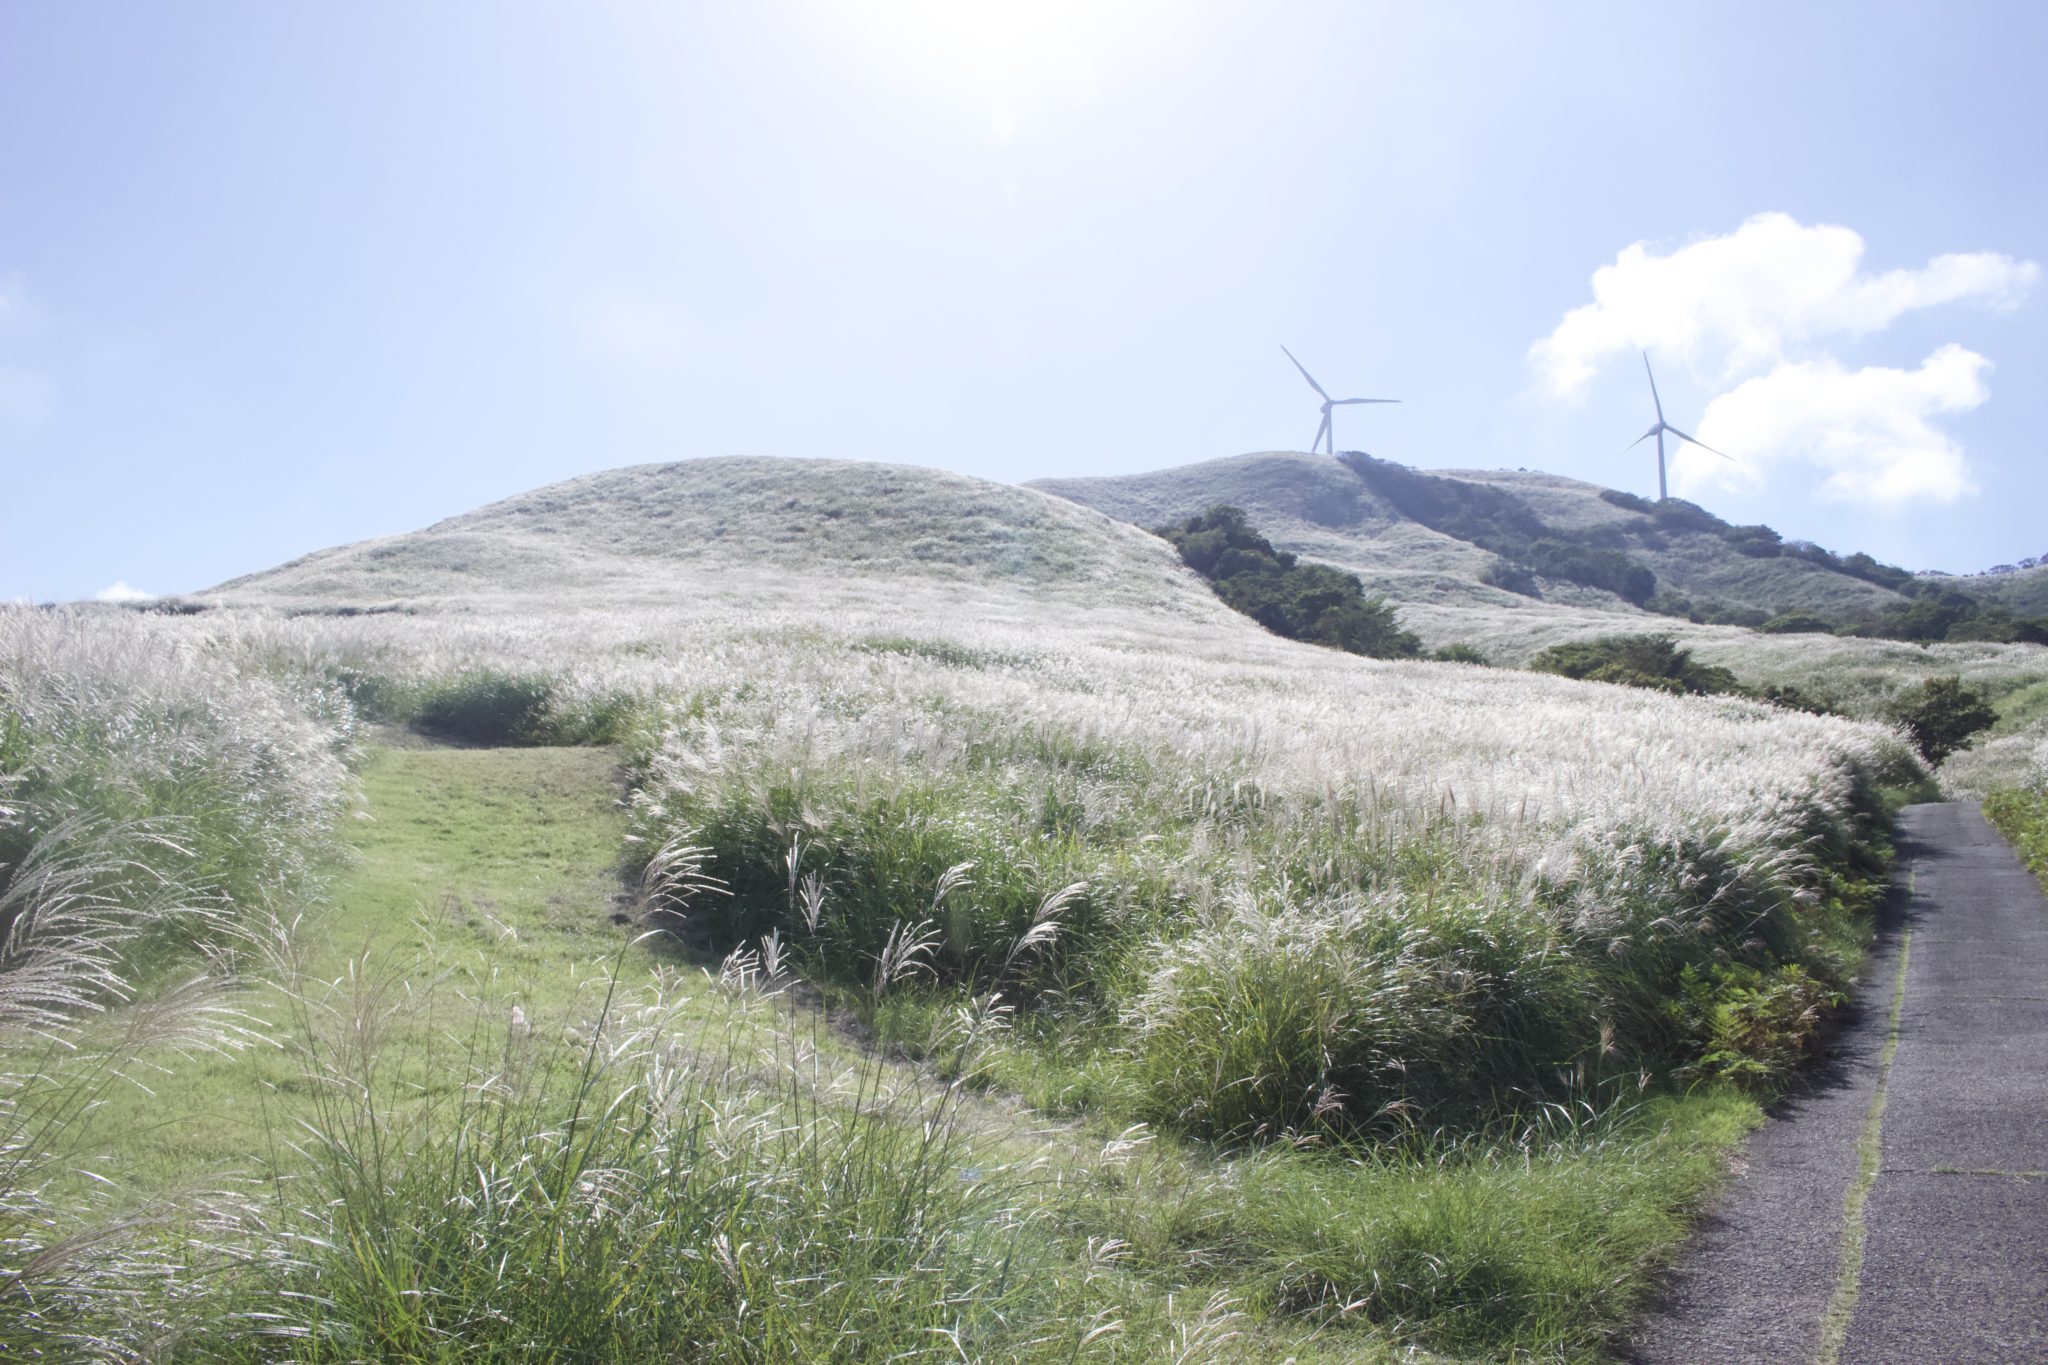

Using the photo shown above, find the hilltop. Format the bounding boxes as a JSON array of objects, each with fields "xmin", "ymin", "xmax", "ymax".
[
  {"xmin": 1034, "ymin": 451, "xmax": 1912, "ymax": 624},
  {"xmin": 192, "ymin": 451, "xmax": 2044, "ymax": 790},
  {"xmin": 208, "ymin": 456, "xmax": 1219, "ymax": 622},
  {"xmin": 1032, "ymin": 451, "xmax": 2048, "ymax": 793}
]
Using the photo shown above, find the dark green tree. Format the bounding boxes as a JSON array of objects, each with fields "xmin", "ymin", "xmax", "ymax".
[
  {"xmin": 1156, "ymin": 506, "xmax": 1422, "ymax": 660},
  {"xmin": 1529, "ymin": 634, "xmax": 1740, "ymax": 696},
  {"xmin": 1887, "ymin": 676, "xmax": 1998, "ymax": 765}
]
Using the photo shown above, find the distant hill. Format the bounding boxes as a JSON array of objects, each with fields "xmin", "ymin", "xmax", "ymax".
[
  {"xmin": 1939, "ymin": 562, "xmax": 2048, "ymax": 617},
  {"xmin": 183, "ymin": 449, "xmax": 2046, "ymax": 792},
  {"xmin": 1031, "ymin": 451, "xmax": 1917, "ymax": 626},
  {"xmin": 208, "ymin": 457, "xmax": 1214, "ymax": 620}
]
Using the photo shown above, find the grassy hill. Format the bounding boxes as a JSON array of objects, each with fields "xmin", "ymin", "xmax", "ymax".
[
  {"xmin": 1031, "ymin": 451, "xmax": 1908, "ymax": 622},
  {"xmin": 210, "ymin": 456, "xmax": 1211, "ymax": 620},
  {"xmin": 1035, "ymin": 451, "xmax": 2048, "ymax": 795},
  {"xmin": 1942, "ymin": 560, "xmax": 2048, "ymax": 616},
  {"xmin": 12, "ymin": 452, "xmax": 2035, "ymax": 1360}
]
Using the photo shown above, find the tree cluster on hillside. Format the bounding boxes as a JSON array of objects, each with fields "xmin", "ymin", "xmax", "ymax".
[
  {"xmin": 1885, "ymin": 676, "xmax": 1998, "ymax": 765},
  {"xmin": 1529, "ymin": 633, "xmax": 1837, "ymax": 715},
  {"xmin": 1155, "ymin": 505, "xmax": 1422, "ymax": 659},
  {"xmin": 1529, "ymin": 634, "xmax": 1740, "ymax": 697},
  {"xmin": 1596, "ymin": 490, "xmax": 2048, "ymax": 645}
]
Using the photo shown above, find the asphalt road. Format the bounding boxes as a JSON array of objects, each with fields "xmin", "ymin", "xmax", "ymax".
[{"xmin": 1625, "ymin": 802, "xmax": 2048, "ymax": 1365}]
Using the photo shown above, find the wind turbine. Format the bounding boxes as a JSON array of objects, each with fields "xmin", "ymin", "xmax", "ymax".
[
  {"xmin": 1282, "ymin": 346, "xmax": 1398, "ymax": 455},
  {"xmin": 1630, "ymin": 351, "xmax": 1733, "ymax": 501}
]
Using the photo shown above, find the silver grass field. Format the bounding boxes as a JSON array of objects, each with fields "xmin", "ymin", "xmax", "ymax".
[{"xmin": 0, "ymin": 463, "xmax": 2012, "ymax": 1361}]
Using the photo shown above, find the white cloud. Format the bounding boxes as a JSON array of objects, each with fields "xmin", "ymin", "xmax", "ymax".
[
  {"xmin": 93, "ymin": 581, "xmax": 156, "ymax": 604},
  {"xmin": 1676, "ymin": 345, "xmax": 1988, "ymax": 506},
  {"xmin": 1530, "ymin": 213, "xmax": 2036, "ymax": 397}
]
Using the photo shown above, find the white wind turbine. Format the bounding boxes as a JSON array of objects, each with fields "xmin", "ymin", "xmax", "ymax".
[
  {"xmin": 1629, "ymin": 350, "xmax": 1733, "ymax": 500},
  {"xmin": 1282, "ymin": 346, "xmax": 1398, "ymax": 455}
]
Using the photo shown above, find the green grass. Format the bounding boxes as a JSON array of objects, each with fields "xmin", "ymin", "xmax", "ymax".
[
  {"xmin": 73, "ymin": 744, "xmax": 636, "ymax": 1194},
  {"xmin": 47, "ymin": 742, "xmax": 1782, "ymax": 1362},
  {"xmin": 1088, "ymin": 1091, "xmax": 1764, "ymax": 1361},
  {"xmin": 1983, "ymin": 786, "xmax": 2048, "ymax": 890},
  {"xmin": 1993, "ymin": 678, "xmax": 2048, "ymax": 732}
]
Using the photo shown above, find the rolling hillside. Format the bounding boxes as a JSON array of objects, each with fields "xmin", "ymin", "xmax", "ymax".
[
  {"xmin": 1031, "ymin": 451, "xmax": 1910, "ymax": 622},
  {"xmin": 1943, "ymin": 561, "xmax": 2048, "ymax": 616},
  {"xmin": 195, "ymin": 452, "xmax": 2043, "ymax": 790},
  {"xmin": 1033, "ymin": 451, "xmax": 2048, "ymax": 791},
  {"xmin": 28, "ymin": 452, "xmax": 2038, "ymax": 1360},
  {"xmin": 207, "ymin": 456, "xmax": 1220, "ymax": 622}
]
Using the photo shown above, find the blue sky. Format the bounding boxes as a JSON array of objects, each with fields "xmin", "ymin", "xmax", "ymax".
[{"xmin": 4, "ymin": 1, "xmax": 2045, "ymax": 602}]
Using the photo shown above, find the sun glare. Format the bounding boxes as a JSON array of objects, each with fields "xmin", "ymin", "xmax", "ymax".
[{"xmin": 846, "ymin": 0, "xmax": 1170, "ymax": 113}]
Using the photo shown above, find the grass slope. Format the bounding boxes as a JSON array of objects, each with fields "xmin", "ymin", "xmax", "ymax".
[
  {"xmin": 97, "ymin": 739, "xmax": 1779, "ymax": 1362},
  {"xmin": 1942, "ymin": 561, "xmax": 2048, "ymax": 616},
  {"xmin": 77, "ymin": 741, "xmax": 634, "ymax": 1192},
  {"xmin": 210, "ymin": 456, "xmax": 1202, "ymax": 619},
  {"xmin": 4, "ymin": 453, "xmax": 1966, "ymax": 1358},
  {"xmin": 1032, "ymin": 452, "xmax": 1907, "ymax": 619},
  {"xmin": 1033, "ymin": 451, "xmax": 2048, "ymax": 790}
]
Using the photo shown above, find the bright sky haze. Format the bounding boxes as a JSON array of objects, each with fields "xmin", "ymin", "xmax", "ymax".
[{"xmin": 4, "ymin": 1, "xmax": 2045, "ymax": 603}]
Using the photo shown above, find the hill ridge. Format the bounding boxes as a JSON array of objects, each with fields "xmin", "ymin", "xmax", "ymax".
[{"xmin": 1031, "ymin": 451, "xmax": 2048, "ymax": 641}]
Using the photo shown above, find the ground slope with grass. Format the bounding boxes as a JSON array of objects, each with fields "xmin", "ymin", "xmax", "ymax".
[
  {"xmin": 94, "ymin": 737, "xmax": 1800, "ymax": 1362},
  {"xmin": 4, "ymin": 453, "xmax": 1962, "ymax": 1359},
  {"xmin": 207, "ymin": 456, "xmax": 1208, "ymax": 619},
  {"xmin": 1031, "ymin": 451, "xmax": 1910, "ymax": 621},
  {"xmin": 1033, "ymin": 451, "xmax": 2048, "ymax": 788}
]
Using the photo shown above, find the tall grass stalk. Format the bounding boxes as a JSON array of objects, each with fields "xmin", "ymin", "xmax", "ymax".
[
  {"xmin": 1, "ymin": 605, "xmax": 353, "ymax": 1358},
  {"xmin": 208, "ymin": 946, "xmax": 1137, "ymax": 1363}
]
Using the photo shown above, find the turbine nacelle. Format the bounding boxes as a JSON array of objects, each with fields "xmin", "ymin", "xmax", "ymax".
[
  {"xmin": 1282, "ymin": 345, "xmax": 1398, "ymax": 456},
  {"xmin": 1630, "ymin": 351, "xmax": 1733, "ymax": 501}
]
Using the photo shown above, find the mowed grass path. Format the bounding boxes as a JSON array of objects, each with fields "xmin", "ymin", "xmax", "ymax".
[
  {"xmin": 87, "ymin": 742, "xmax": 637, "ymax": 1193},
  {"xmin": 320, "ymin": 740, "xmax": 631, "ymax": 979}
]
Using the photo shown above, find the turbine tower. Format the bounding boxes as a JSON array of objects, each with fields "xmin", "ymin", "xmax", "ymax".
[
  {"xmin": 1629, "ymin": 351, "xmax": 1733, "ymax": 500},
  {"xmin": 1282, "ymin": 346, "xmax": 1398, "ymax": 455}
]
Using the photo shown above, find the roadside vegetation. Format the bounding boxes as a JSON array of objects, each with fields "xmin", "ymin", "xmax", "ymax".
[
  {"xmin": 2, "ymin": 458, "xmax": 1935, "ymax": 1364},
  {"xmin": 1982, "ymin": 742, "xmax": 2048, "ymax": 890},
  {"xmin": 1342, "ymin": 454, "xmax": 1661, "ymax": 606}
]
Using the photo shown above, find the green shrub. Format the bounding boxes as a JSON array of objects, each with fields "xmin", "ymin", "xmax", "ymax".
[
  {"xmin": 1760, "ymin": 610, "xmax": 1837, "ymax": 634},
  {"xmin": 412, "ymin": 669, "xmax": 557, "ymax": 744},
  {"xmin": 1529, "ymin": 634, "xmax": 1740, "ymax": 697},
  {"xmin": 633, "ymin": 753, "xmax": 1167, "ymax": 1005},
  {"xmin": 1665, "ymin": 962, "xmax": 1841, "ymax": 1089},
  {"xmin": 1155, "ymin": 506, "xmax": 1421, "ymax": 659},
  {"xmin": 1125, "ymin": 890, "xmax": 1599, "ymax": 1140},
  {"xmin": 1983, "ymin": 782, "xmax": 2048, "ymax": 890},
  {"xmin": 406, "ymin": 670, "xmax": 638, "ymax": 746},
  {"xmin": 1886, "ymin": 676, "xmax": 1998, "ymax": 765},
  {"xmin": 1480, "ymin": 557, "xmax": 1539, "ymax": 596}
]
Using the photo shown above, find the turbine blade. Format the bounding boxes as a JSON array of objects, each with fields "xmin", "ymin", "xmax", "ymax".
[
  {"xmin": 1332, "ymin": 398, "xmax": 1400, "ymax": 405},
  {"xmin": 1313, "ymin": 412, "xmax": 1331, "ymax": 454},
  {"xmin": 1625, "ymin": 425, "xmax": 1660, "ymax": 450},
  {"xmin": 1669, "ymin": 427, "xmax": 1736, "ymax": 462},
  {"xmin": 1643, "ymin": 350, "xmax": 1665, "ymax": 422},
  {"xmin": 1281, "ymin": 345, "xmax": 1329, "ymax": 400}
]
